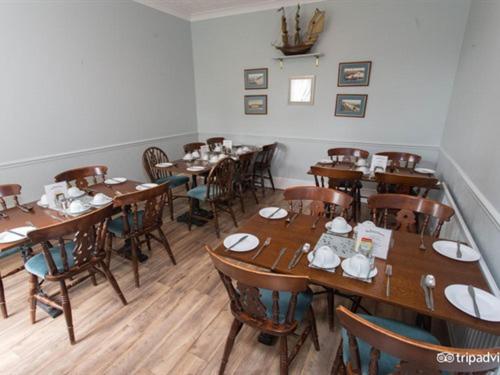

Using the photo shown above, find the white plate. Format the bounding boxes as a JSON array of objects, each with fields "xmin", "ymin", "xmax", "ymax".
[
  {"xmin": 223, "ymin": 233, "xmax": 259, "ymax": 252},
  {"xmin": 433, "ymin": 240, "xmax": 480, "ymax": 262},
  {"xmin": 445, "ymin": 284, "xmax": 500, "ymax": 322},
  {"xmin": 259, "ymin": 207, "xmax": 288, "ymax": 219},
  {"xmin": 155, "ymin": 162, "xmax": 173, "ymax": 168},
  {"xmin": 307, "ymin": 250, "xmax": 341, "ymax": 269},
  {"xmin": 325, "ymin": 221, "xmax": 353, "ymax": 234},
  {"xmin": 187, "ymin": 166, "xmax": 206, "ymax": 172},
  {"xmin": 37, "ymin": 201, "xmax": 48, "ymax": 208},
  {"xmin": 0, "ymin": 226, "xmax": 37, "ymax": 244},
  {"xmin": 318, "ymin": 159, "xmax": 333, "ymax": 164},
  {"xmin": 105, "ymin": 177, "xmax": 127, "ymax": 185},
  {"xmin": 414, "ymin": 168, "xmax": 435, "ymax": 175},
  {"xmin": 341, "ymin": 258, "xmax": 378, "ymax": 279},
  {"xmin": 136, "ymin": 183, "xmax": 158, "ymax": 191}
]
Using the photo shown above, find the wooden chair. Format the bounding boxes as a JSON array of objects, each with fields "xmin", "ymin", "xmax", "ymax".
[
  {"xmin": 54, "ymin": 165, "xmax": 108, "ymax": 188},
  {"xmin": 107, "ymin": 183, "xmax": 176, "ymax": 287},
  {"xmin": 376, "ymin": 152, "xmax": 421, "ymax": 170},
  {"xmin": 183, "ymin": 142, "xmax": 206, "ymax": 153},
  {"xmin": 25, "ymin": 205, "xmax": 127, "ymax": 344},
  {"xmin": 254, "ymin": 142, "xmax": 278, "ymax": 196},
  {"xmin": 187, "ymin": 158, "xmax": 237, "ymax": 238},
  {"xmin": 0, "ymin": 184, "xmax": 33, "ymax": 318},
  {"xmin": 310, "ymin": 166, "xmax": 363, "ymax": 222},
  {"xmin": 375, "ymin": 172, "xmax": 439, "ymax": 198},
  {"xmin": 207, "ymin": 137, "xmax": 225, "ymax": 150},
  {"xmin": 368, "ymin": 194, "xmax": 454, "ymax": 237},
  {"xmin": 233, "ymin": 151, "xmax": 259, "ymax": 213},
  {"xmin": 332, "ymin": 305, "xmax": 500, "ymax": 375},
  {"xmin": 328, "ymin": 148, "xmax": 369, "ymax": 162},
  {"xmin": 142, "ymin": 147, "xmax": 190, "ymax": 220},
  {"xmin": 205, "ymin": 246, "xmax": 319, "ymax": 375}
]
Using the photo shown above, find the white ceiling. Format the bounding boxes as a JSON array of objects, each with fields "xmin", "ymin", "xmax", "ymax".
[{"xmin": 134, "ymin": 0, "xmax": 326, "ymax": 21}]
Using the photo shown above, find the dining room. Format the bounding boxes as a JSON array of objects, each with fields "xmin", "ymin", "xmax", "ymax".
[{"xmin": 1, "ymin": 0, "xmax": 499, "ymax": 374}]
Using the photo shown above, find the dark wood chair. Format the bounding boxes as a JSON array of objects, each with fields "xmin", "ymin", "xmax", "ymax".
[
  {"xmin": 206, "ymin": 137, "xmax": 225, "ymax": 150},
  {"xmin": 367, "ymin": 194, "xmax": 454, "ymax": 237},
  {"xmin": 183, "ymin": 142, "xmax": 206, "ymax": 154},
  {"xmin": 376, "ymin": 152, "xmax": 421, "ymax": 170},
  {"xmin": 205, "ymin": 246, "xmax": 319, "ymax": 375},
  {"xmin": 284, "ymin": 185, "xmax": 353, "ymax": 331},
  {"xmin": 142, "ymin": 147, "xmax": 190, "ymax": 220},
  {"xmin": 0, "ymin": 184, "xmax": 33, "ymax": 319},
  {"xmin": 310, "ymin": 166, "xmax": 363, "ymax": 222},
  {"xmin": 107, "ymin": 183, "xmax": 176, "ymax": 288},
  {"xmin": 332, "ymin": 305, "xmax": 499, "ymax": 375},
  {"xmin": 54, "ymin": 165, "xmax": 108, "ymax": 188},
  {"xmin": 375, "ymin": 172, "xmax": 439, "ymax": 198},
  {"xmin": 254, "ymin": 142, "xmax": 278, "ymax": 196},
  {"xmin": 187, "ymin": 158, "xmax": 238, "ymax": 238},
  {"xmin": 25, "ymin": 205, "xmax": 127, "ymax": 344},
  {"xmin": 233, "ymin": 151, "xmax": 259, "ymax": 213},
  {"xmin": 328, "ymin": 148, "xmax": 369, "ymax": 162}
]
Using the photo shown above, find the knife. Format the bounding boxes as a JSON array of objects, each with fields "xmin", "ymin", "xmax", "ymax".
[
  {"xmin": 467, "ymin": 285, "xmax": 481, "ymax": 319},
  {"xmin": 271, "ymin": 248, "xmax": 287, "ymax": 271},
  {"xmin": 288, "ymin": 245, "xmax": 303, "ymax": 269},
  {"xmin": 225, "ymin": 235, "xmax": 249, "ymax": 252},
  {"xmin": 7, "ymin": 229, "xmax": 25, "ymax": 239},
  {"xmin": 267, "ymin": 207, "xmax": 282, "ymax": 219}
]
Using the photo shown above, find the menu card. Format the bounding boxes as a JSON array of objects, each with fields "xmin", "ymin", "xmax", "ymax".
[
  {"xmin": 355, "ymin": 225, "xmax": 392, "ymax": 260},
  {"xmin": 223, "ymin": 140, "xmax": 233, "ymax": 150},
  {"xmin": 370, "ymin": 155, "xmax": 388, "ymax": 172},
  {"xmin": 44, "ymin": 182, "xmax": 68, "ymax": 210}
]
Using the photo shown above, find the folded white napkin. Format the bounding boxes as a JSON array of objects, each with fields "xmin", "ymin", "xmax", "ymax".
[
  {"xmin": 308, "ymin": 264, "xmax": 336, "ymax": 273},
  {"xmin": 342, "ymin": 272, "xmax": 373, "ymax": 283}
]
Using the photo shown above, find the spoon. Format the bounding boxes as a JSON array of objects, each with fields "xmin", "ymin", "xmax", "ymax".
[
  {"xmin": 291, "ymin": 243, "xmax": 311, "ymax": 269},
  {"xmin": 425, "ymin": 274, "xmax": 436, "ymax": 311}
]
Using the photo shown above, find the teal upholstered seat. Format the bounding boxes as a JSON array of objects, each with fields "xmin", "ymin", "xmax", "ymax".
[
  {"xmin": 25, "ymin": 243, "xmax": 76, "ymax": 279},
  {"xmin": 186, "ymin": 185, "xmax": 223, "ymax": 201},
  {"xmin": 108, "ymin": 211, "xmax": 144, "ymax": 236},
  {"xmin": 342, "ymin": 314, "xmax": 440, "ymax": 375},
  {"xmin": 0, "ymin": 246, "xmax": 24, "ymax": 259},
  {"xmin": 155, "ymin": 175, "xmax": 189, "ymax": 188},
  {"xmin": 260, "ymin": 289, "xmax": 313, "ymax": 323}
]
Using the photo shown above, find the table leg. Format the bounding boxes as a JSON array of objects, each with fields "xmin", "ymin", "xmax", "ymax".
[{"xmin": 176, "ymin": 173, "xmax": 213, "ymax": 226}]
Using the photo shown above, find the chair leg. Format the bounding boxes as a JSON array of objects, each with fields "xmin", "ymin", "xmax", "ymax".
[
  {"xmin": 219, "ymin": 318, "xmax": 243, "ymax": 375},
  {"xmin": 145, "ymin": 234, "xmax": 152, "ymax": 252},
  {"xmin": 130, "ymin": 238, "xmax": 140, "ymax": 288},
  {"xmin": 331, "ymin": 338, "xmax": 346, "ymax": 375},
  {"xmin": 309, "ymin": 306, "xmax": 320, "ymax": 351},
  {"xmin": 97, "ymin": 261, "xmax": 127, "ymax": 306},
  {"xmin": 279, "ymin": 336, "xmax": 288, "ymax": 375},
  {"xmin": 157, "ymin": 228, "xmax": 176, "ymax": 265},
  {"xmin": 211, "ymin": 201, "xmax": 220, "ymax": 238},
  {"xmin": 0, "ymin": 271, "xmax": 7, "ymax": 319},
  {"xmin": 327, "ymin": 288, "xmax": 334, "ymax": 331},
  {"xmin": 250, "ymin": 179, "xmax": 259, "ymax": 204},
  {"xmin": 228, "ymin": 203, "xmax": 238, "ymax": 228},
  {"xmin": 260, "ymin": 172, "xmax": 266, "ymax": 197},
  {"xmin": 188, "ymin": 198, "xmax": 193, "ymax": 232},
  {"xmin": 88, "ymin": 269, "xmax": 98, "ymax": 286},
  {"xmin": 268, "ymin": 168, "xmax": 275, "ymax": 191},
  {"xmin": 59, "ymin": 280, "xmax": 75, "ymax": 345},
  {"xmin": 106, "ymin": 233, "xmax": 113, "ymax": 267},
  {"xmin": 238, "ymin": 184, "xmax": 245, "ymax": 213},
  {"xmin": 28, "ymin": 273, "xmax": 38, "ymax": 324},
  {"xmin": 168, "ymin": 188, "xmax": 174, "ymax": 221}
]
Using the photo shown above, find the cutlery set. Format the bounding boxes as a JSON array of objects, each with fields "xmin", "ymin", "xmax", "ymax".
[{"xmin": 288, "ymin": 243, "xmax": 310, "ymax": 269}]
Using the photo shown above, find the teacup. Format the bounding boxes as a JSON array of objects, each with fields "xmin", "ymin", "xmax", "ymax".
[
  {"xmin": 209, "ymin": 156, "xmax": 219, "ymax": 163},
  {"xmin": 192, "ymin": 150, "xmax": 200, "ymax": 159},
  {"xmin": 68, "ymin": 200, "xmax": 85, "ymax": 214},
  {"xmin": 68, "ymin": 186, "xmax": 84, "ymax": 198},
  {"xmin": 348, "ymin": 254, "xmax": 371, "ymax": 277},
  {"xmin": 355, "ymin": 158, "xmax": 367, "ymax": 167},
  {"xmin": 39, "ymin": 194, "xmax": 48, "ymax": 206},
  {"xmin": 92, "ymin": 193, "xmax": 109, "ymax": 205},
  {"xmin": 354, "ymin": 220, "xmax": 376, "ymax": 234},
  {"xmin": 183, "ymin": 153, "xmax": 193, "ymax": 161},
  {"xmin": 312, "ymin": 246, "xmax": 336, "ymax": 268},
  {"xmin": 214, "ymin": 146, "xmax": 222, "ymax": 152},
  {"xmin": 236, "ymin": 148, "xmax": 244, "ymax": 155},
  {"xmin": 331, "ymin": 217, "xmax": 349, "ymax": 232}
]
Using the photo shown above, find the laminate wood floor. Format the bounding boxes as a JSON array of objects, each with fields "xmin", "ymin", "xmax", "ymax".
[{"xmin": 0, "ymin": 189, "xmax": 443, "ymax": 374}]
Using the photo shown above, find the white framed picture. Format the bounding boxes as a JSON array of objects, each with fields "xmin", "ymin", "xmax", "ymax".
[{"xmin": 288, "ymin": 75, "xmax": 315, "ymax": 105}]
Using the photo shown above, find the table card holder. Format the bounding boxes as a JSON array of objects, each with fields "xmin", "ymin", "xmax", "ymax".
[
  {"xmin": 44, "ymin": 182, "xmax": 68, "ymax": 210},
  {"xmin": 223, "ymin": 140, "xmax": 233, "ymax": 151},
  {"xmin": 355, "ymin": 225, "xmax": 392, "ymax": 260},
  {"xmin": 370, "ymin": 155, "xmax": 388, "ymax": 172}
]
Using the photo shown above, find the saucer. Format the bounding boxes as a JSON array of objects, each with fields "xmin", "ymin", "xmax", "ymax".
[
  {"xmin": 259, "ymin": 207, "xmax": 288, "ymax": 219},
  {"xmin": 187, "ymin": 166, "xmax": 206, "ymax": 172},
  {"xmin": 68, "ymin": 190, "xmax": 86, "ymax": 199},
  {"xmin": 66, "ymin": 205, "xmax": 91, "ymax": 216},
  {"xmin": 325, "ymin": 221, "xmax": 352, "ymax": 234},
  {"xmin": 307, "ymin": 250, "xmax": 340, "ymax": 269},
  {"xmin": 104, "ymin": 177, "xmax": 127, "ymax": 185},
  {"xmin": 341, "ymin": 258, "xmax": 378, "ymax": 279},
  {"xmin": 433, "ymin": 240, "xmax": 480, "ymax": 262},
  {"xmin": 90, "ymin": 196, "xmax": 113, "ymax": 207},
  {"xmin": 155, "ymin": 162, "xmax": 173, "ymax": 168},
  {"xmin": 136, "ymin": 183, "xmax": 158, "ymax": 191},
  {"xmin": 414, "ymin": 168, "xmax": 435, "ymax": 175},
  {"xmin": 318, "ymin": 159, "xmax": 333, "ymax": 164},
  {"xmin": 0, "ymin": 226, "xmax": 37, "ymax": 244}
]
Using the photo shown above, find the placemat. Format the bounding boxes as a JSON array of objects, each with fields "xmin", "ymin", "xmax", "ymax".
[{"xmin": 313, "ymin": 232, "xmax": 356, "ymax": 259}]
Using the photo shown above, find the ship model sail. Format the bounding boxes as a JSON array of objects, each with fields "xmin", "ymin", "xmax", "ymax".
[{"xmin": 274, "ymin": 5, "xmax": 325, "ymax": 56}]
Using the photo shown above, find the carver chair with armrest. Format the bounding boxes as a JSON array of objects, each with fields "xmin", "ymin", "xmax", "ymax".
[
  {"xmin": 107, "ymin": 183, "xmax": 176, "ymax": 288},
  {"xmin": 332, "ymin": 305, "xmax": 499, "ymax": 375},
  {"xmin": 328, "ymin": 148, "xmax": 369, "ymax": 163},
  {"xmin": 25, "ymin": 205, "xmax": 127, "ymax": 345},
  {"xmin": 183, "ymin": 142, "xmax": 206, "ymax": 154},
  {"xmin": 206, "ymin": 246, "xmax": 319, "ymax": 375},
  {"xmin": 142, "ymin": 147, "xmax": 190, "ymax": 220},
  {"xmin": 54, "ymin": 165, "xmax": 108, "ymax": 189},
  {"xmin": 233, "ymin": 151, "xmax": 259, "ymax": 213},
  {"xmin": 254, "ymin": 142, "xmax": 278, "ymax": 196}
]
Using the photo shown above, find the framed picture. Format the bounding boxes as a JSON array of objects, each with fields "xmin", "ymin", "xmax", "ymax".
[
  {"xmin": 335, "ymin": 94, "xmax": 368, "ymax": 118},
  {"xmin": 245, "ymin": 95, "xmax": 267, "ymax": 115},
  {"xmin": 338, "ymin": 61, "xmax": 372, "ymax": 86},
  {"xmin": 244, "ymin": 68, "xmax": 268, "ymax": 89},
  {"xmin": 288, "ymin": 75, "xmax": 315, "ymax": 105}
]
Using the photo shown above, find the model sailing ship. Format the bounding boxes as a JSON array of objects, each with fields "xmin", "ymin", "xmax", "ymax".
[{"xmin": 274, "ymin": 4, "xmax": 325, "ymax": 56}]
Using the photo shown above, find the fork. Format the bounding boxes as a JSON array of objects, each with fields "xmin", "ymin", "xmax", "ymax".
[
  {"xmin": 271, "ymin": 248, "xmax": 287, "ymax": 271},
  {"xmin": 385, "ymin": 264, "xmax": 393, "ymax": 297},
  {"xmin": 252, "ymin": 237, "xmax": 271, "ymax": 259}
]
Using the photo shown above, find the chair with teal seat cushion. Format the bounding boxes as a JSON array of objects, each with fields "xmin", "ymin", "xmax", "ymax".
[
  {"xmin": 341, "ymin": 313, "xmax": 440, "ymax": 375},
  {"xmin": 155, "ymin": 175, "xmax": 189, "ymax": 189},
  {"xmin": 186, "ymin": 185, "xmax": 223, "ymax": 201},
  {"xmin": 107, "ymin": 211, "xmax": 144, "ymax": 237},
  {"xmin": 0, "ymin": 246, "xmax": 24, "ymax": 259},
  {"xmin": 259, "ymin": 288, "xmax": 313, "ymax": 323},
  {"xmin": 25, "ymin": 243, "xmax": 76, "ymax": 279}
]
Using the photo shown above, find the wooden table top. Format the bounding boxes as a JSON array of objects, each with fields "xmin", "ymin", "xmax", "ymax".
[
  {"xmin": 87, "ymin": 179, "xmax": 144, "ymax": 196},
  {"xmin": 157, "ymin": 159, "xmax": 213, "ymax": 176},
  {"xmin": 214, "ymin": 212, "xmax": 500, "ymax": 335}
]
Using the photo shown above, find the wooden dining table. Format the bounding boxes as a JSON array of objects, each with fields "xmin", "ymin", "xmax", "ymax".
[{"xmin": 214, "ymin": 212, "xmax": 500, "ymax": 336}]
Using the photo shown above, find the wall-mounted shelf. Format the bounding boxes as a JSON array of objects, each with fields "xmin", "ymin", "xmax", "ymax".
[{"xmin": 273, "ymin": 53, "xmax": 324, "ymax": 69}]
